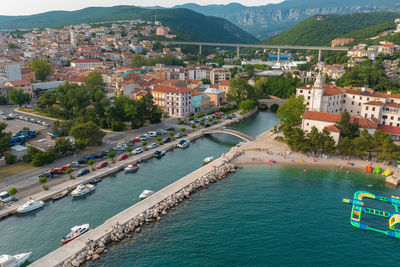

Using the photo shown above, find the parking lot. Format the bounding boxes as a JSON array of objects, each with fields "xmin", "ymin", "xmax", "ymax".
[{"xmin": 0, "ymin": 116, "xmax": 48, "ymax": 134}]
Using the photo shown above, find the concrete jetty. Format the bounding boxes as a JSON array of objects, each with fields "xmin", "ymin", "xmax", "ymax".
[{"xmin": 30, "ymin": 145, "xmax": 243, "ymax": 266}]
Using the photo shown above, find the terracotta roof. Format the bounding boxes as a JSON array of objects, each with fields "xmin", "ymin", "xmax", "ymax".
[
  {"xmin": 377, "ymin": 125, "xmax": 400, "ymax": 135},
  {"xmin": 191, "ymin": 91, "xmax": 202, "ymax": 96},
  {"xmin": 385, "ymin": 102, "xmax": 400, "ymax": 108},
  {"xmin": 363, "ymin": 101, "xmax": 385, "ymax": 106},
  {"xmin": 351, "ymin": 117, "xmax": 377, "ymax": 129},
  {"xmin": 153, "ymin": 85, "xmax": 191, "ymax": 94},
  {"xmin": 71, "ymin": 59, "xmax": 102, "ymax": 64},
  {"xmin": 219, "ymin": 80, "xmax": 230, "ymax": 86},
  {"xmin": 303, "ymin": 111, "xmax": 341, "ymax": 123},
  {"xmin": 325, "ymin": 124, "xmax": 340, "ymax": 132},
  {"xmin": 345, "ymin": 89, "xmax": 387, "ymax": 98},
  {"xmin": 323, "ymin": 85, "xmax": 344, "ymax": 96}
]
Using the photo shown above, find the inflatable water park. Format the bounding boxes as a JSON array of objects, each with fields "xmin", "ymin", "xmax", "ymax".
[
  {"xmin": 343, "ymin": 191, "xmax": 400, "ymax": 238},
  {"xmin": 364, "ymin": 164, "xmax": 392, "ymax": 176}
]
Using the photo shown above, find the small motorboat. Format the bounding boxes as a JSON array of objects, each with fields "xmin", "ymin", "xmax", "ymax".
[
  {"xmin": 17, "ymin": 199, "xmax": 44, "ymax": 214},
  {"xmin": 177, "ymin": 139, "xmax": 190, "ymax": 148},
  {"xmin": 89, "ymin": 178, "xmax": 102, "ymax": 184},
  {"xmin": 61, "ymin": 224, "xmax": 90, "ymax": 245},
  {"xmin": 124, "ymin": 163, "xmax": 139, "ymax": 173},
  {"xmin": 202, "ymin": 156, "xmax": 214, "ymax": 166},
  {"xmin": 0, "ymin": 252, "xmax": 32, "ymax": 267},
  {"xmin": 154, "ymin": 150, "xmax": 166, "ymax": 159},
  {"xmin": 139, "ymin": 190, "xmax": 154, "ymax": 199},
  {"xmin": 52, "ymin": 190, "xmax": 69, "ymax": 201},
  {"xmin": 70, "ymin": 184, "xmax": 96, "ymax": 198}
]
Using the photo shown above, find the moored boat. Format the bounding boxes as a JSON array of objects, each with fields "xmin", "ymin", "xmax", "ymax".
[
  {"xmin": 89, "ymin": 178, "xmax": 102, "ymax": 184},
  {"xmin": 70, "ymin": 184, "xmax": 96, "ymax": 198},
  {"xmin": 124, "ymin": 163, "xmax": 139, "ymax": 173},
  {"xmin": 154, "ymin": 150, "xmax": 166, "ymax": 159},
  {"xmin": 139, "ymin": 190, "xmax": 154, "ymax": 199},
  {"xmin": 202, "ymin": 156, "xmax": 214, "ymax": 165},
  {"xmin": 52, "ymin": 190, "xmax": 69, "ymax": 201},
  {"xmin": 177, "ymin": 139, "xmax": 190, "ymax": 148},
  {"xmin": 61, "ymin": 224, "xmax": 90, "ymax": 245},
  {"xmin": 0, "ymin": 252, "xmax": 32, "ymax": 267},
  {"xmin": 16, "ymin": 199, "xmax": 44, "ymax": 214}
]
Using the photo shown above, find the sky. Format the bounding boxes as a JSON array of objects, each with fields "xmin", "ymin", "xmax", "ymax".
[{"xmin": 2, "ymin": 0, "xmax": 283, "ymax": 16}]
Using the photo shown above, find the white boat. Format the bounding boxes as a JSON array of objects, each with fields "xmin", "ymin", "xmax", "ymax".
[
  {"xmin": 177, "ymin": 139, "xmax": 190, "ymax": 148},
  {"xmin": 139, "ymin": 190, "xmax": 154, "ymax": 199},
  {"xmin": 16, "ymin": 199, "xmax": 44, "ymax": 214},
  {"xmin": 154, "ymin": 150, "xmax": 166, "ymax": 159},
  {"xmin": 202, "ymin": 156, "xmax": 214, "ymax": 166},
  {"xmin": 70, "ymin": 184, "xmax": 96, "ymax": 198},
  {"xmin": 124, "ymin": 163, "xmax": 139, "ymax": 173},
  {"xmin": 61, "ymin": 224, "xmax": 90, "ymax": 245},
  {"xmin": 0, "ymin": 252, "xmax": 32, "ymax": 267}
]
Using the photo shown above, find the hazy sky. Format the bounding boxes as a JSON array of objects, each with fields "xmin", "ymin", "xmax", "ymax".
[{"xmin": 2, "ymin": 0, "xmax": 283, "ymax": 16}]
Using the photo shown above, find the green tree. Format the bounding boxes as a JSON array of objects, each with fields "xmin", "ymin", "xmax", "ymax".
[
  {"xmin": 201, "ymin": 78, "xmax": 211, "ymax": 84},
  {"xmin": 125, "ymin": 146, "xmax": 133, "ymax": 153},
  {"xmin": 131, "ymin": 54, "xmax": 147, "ymax": 68},
  {"xmin": 283, "ymin": 126, "xmax": 310, "ymax": 153},
  {"xmin": 8, "ymin": 187, "xmax": 17, "ymax": 196},
  {"xmin": 5, "ymin": 154, "xmax": 15, "ymax": 164},
  {"xmin": 0, "ymin": 123, "xmax": 11, "ymax": 156},
  {"xmin": 69, "ymin": 122, "xmax": 105, "ymax": 150},
  {"xmin": 336, "ymin": 111, "xmax": 359, "ymax": 139},
  {"xmin": 226, "ymin": 77, "xmax": 252, "ymax": 104},
  {"xmin": 8, "ymin": 89, "xmax": 30, "ymax": 107},
  {"xmin": 87, "ymin": 159, "xmax": 96, "ymax": 171},
  {"xmin": 307, "ymin": 126, "xmax": 323, "ymax": 155},
  {"xmin": 337, "ymin": 137, "xmax": 354, "ymax": 156},
  {"xmin": 31, "ymin": 150, "xmax": 55, "ymax": 167},
  {"xmin": 65, "ymin": 168, "xmax": 74, "ymax": 179},
  {"xmin": 85, "ymin": 71, "xmax": 104, "ymax": 101},
  {"xmin": 0, "ymin": 95, "xmax": 7, "ymax": 105},
  {"xmin": 54, "ymin": 138, "xmax": 74, "ymax": 155},
  {"xmin": 26, "ymin": 59, "xmax": 52, "ymax": 81},
  {"xmin": 191, "ymin": 123, "xmax": 197, "ymax": 130},
  {"xmin": 373, "ymin": 130, "xmax": 400, "ymax": 161},
  {"xmin": 353, "ymin": 129, "xmax": 375, "ymax": 159},
  {"xmin": 38, "ymin": 176, "xmax": 47, "ymax": 185},
  {"xmin": 320, "ymin": 128, "xmax": 336, "ymax": 155},
  {"xmin": 277, "ymin": 95, "xmax": 306, "ymax": 126},
  {"xmin": 108, "ymin": 151, "xmax": 116, "ymax": 162},
  {"xmin": 239, "ymin": 99, "xmax": 256, "ymax": 113}
]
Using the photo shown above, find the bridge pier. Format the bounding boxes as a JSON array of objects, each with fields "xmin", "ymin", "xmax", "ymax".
[
  {"xmin": 236, "ymin": 46, "xmax": 240, "ymax": 59},
  {"xmin": 199, "ymin": 44, "xmax": 202, "ymax": 55},
  {"xmin": 277, "ymin": 48, "xmax": 281, "ymax": 63},
  {"xmin": 318, "ymin": 49, "xmax": 322, "ymax": 62}
]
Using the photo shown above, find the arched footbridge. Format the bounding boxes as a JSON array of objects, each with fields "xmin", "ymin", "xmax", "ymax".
[{"xmin": 202, "ymin": 128, "xmax": 255, "ymax": 142}]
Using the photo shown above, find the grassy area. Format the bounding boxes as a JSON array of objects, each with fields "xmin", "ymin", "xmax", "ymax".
[
  {"xmin": 0, "ymin": 162, "xmax": 35, "ymax": 181},
  {"xmin": 18, "ymin": 108, "xmax": 62, "ymax": 120}
]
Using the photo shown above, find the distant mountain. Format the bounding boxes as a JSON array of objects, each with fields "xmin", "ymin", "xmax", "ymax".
[
  {"xmin": 0, "ymin": 6, "xmax": 258, "ymax": 44},
  {"xmin": 172, "ymin": 0, "xmax": 400, "ymax": 39},
  {"xmin": 261, "ymin": 12, "xmax": 399, "ymax": 46}
]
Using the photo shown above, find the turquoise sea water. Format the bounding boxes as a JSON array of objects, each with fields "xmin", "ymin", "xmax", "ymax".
[
  {"xmin": 89, "ymin": 167, "xmax": 400, "ymax": 266},
  {"xmin": 0, "ymin": 111, "xmax": 279, "ymax": 262}
]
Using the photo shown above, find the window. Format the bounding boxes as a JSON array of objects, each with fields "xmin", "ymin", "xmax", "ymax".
[
  {"xmin": 391, "ymin": 116, "xmax": 394, "ymax": 120},
  {"xmin": 365, "ymin": 113, "xmax": 367, "ymax": 117},
  {"xmin": 358, "ymin": 103, "xmax": 361, "ymax": 106},
  {"xmin": 367, "ymin": 98, "xmax": 369, "ymax": 101},
  {"xmin": 359, "ymin": 97, "xmax": 362, "ymax": 100},
  {"xmin": 352, "ymin": 101, "xmax": 354, "ymax": 105},
  {"xmin": 308, "ymin": 96, "xmax": 310, "ymax": 100},
  {"xmin": 372, "ymin": 107, "xmax": 375, "ymax": 111},
  {"xmin": 352, "ymin": 96, "xmax": 355, "ymax": 99},
  {"xmin": 366, "ymin": 106, "xmax": 369, "ymax": 110},
  {"xmin": 306, "ymin": 123, "xmax": 309, "ymax": 126},
  {"xmin": 300, "ymin": 90, "xmax": 303, "ymax": 93},
  {"xmin": 390, "ymin": 122, "xmax": 393, "ymax": 126},
  {"xmin": 398, "ymin": 123, "xmax": 400, "ymax": 127},
  {"xmin": 383, "ymin": 115, "xmax": 388, "ymax": 119}
]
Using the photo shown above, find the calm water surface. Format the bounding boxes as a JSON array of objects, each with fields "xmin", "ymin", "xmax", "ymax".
[{"xmin": 0, "ymin": 111, "xmax": 279, "ymax": 262}]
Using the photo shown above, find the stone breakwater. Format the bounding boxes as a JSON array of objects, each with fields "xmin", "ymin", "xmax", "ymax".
[
  {"xmin": 64, "ymin": 164, "xmax": 235, "ymax": 267},
  {"xmin": 30, "ymin": 162, "xmax": 237, "ymax": 267}
]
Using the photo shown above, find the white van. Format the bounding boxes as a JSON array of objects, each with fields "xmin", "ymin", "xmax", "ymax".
[{"xmin": 0, "ymin": 191, "xmax": 13, "ymax": 203}]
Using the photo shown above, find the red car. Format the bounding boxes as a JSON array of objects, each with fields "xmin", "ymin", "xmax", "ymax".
[
  {"xmin": 50, "ymin": 168, "xmax": 64, "ymax": 175},
  {"xmin": 61, "ymin": 164, "xmax": 71, "ymax": 171},
  {"xmin": 118, "ymin": 154, "xmax": 128, "ymax": 161},
  {"xmin": 132, "ymin": 138, "xmax": 141, "ymax": 142},
  {"xmin": 96, "ymin": 161, "xmax": 108, "ymax": 169}
]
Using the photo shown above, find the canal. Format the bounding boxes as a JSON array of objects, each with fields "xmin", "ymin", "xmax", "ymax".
[{"xmin": 0, "ymin": 111, "xmax": 279, "ymax": 261}]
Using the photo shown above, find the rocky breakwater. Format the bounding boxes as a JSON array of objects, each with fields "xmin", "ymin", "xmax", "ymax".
[{"xmin": 61, "ymin": 163, "xmax": 236, "ymax": 267}]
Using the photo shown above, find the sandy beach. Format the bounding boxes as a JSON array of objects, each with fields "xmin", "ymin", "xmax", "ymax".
[{"xmin": 230, "ymin": 128, "xmax": 400, "ymax": 181}]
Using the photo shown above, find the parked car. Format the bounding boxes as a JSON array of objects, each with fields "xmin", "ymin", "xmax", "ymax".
[
  {"xmin": 61, "ymin": 164, "xmax": 71, "ymax": 171},
  {"xmin": 70, "ymin": 161, "xmax": 81, "ymax": 168},
  {"xmin": 125, "ymin": 141, "xmax": 135, "ymax": 147},
  {"xmin": 205, "ymin": 124, "xmax": 211, "ymax": 128},
  {"xmin": 148, "ymin": 142, "xmax": 158, "ymax": 149},
  {"xmin": 96, "ymin": 161, "xmax": 108, "ymax": 169},
  {"xmin": 162, "ymin": 137, "xmax": 171, "ymax": 143},
  {"xmin": 0, "ymin": 191, "xmax": 13, "ymax": 203},
  {"xmin": 166, "ymin": 127, "xmax": 175, "ymax": 132},
  {"xmin": 159, "ymin": 129, "xmax": 167, "ymax": 135},
  {"xmin": 94, "ymin": 153, "xmax": 104, "ymax": 159},
  {"xmin": 132, "ymin": 137, "xmax": 141, "ymax": 142},
  {"xmin": 215, "ymin": 112, "xmax": 224, "ymax": 116},
  {"xmin": 148, "ymin": 131, "xmax": 157, "ymax": 137},
  {"xmin": 85, "ymin": 155, "xmax": 95, "ymax": 160},
  {"xmin": 174, "ymin": 133, "xmax": 183, "ymax": 139},
  {"xmin": 76, "ymin": 169, "xmax": 90, "ymax": 177},
  {"xmin": 114, "ymin": 146, "xmax": 125, "ymax": 152},
  {"xmin": 138, "ymin": 135, "xmax": 148, "ymax": 141},
  {"xmin": 133, "ymin": 147, "xmax": 143, "ymax": 155},
  {"xmin": 118, "ymin": 154, "xmax": 128, "ymax": 161},
  {"xmin": 39, "ymin": 172, "xmax": 53, "ymax": 179},
  {"xmin": 50, "ymin": 168, "xmax": 64, "ymax": 175},
  {"xmin": 78, "ymin": 158, "xmax": 88, "ymax": 165},
  {"xmin": 229, "ymin": 113, "xmax": 236, "ymax": 118}
]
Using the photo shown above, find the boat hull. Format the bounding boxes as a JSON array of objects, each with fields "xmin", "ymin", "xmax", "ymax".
[
  {"xmin": 62, "ymin": 229, "xmax": 89, "ymax": 245},
  {"xmin": 71, "ymin": 187, "xmax": 96, "ymax": 198},
  {"xmin": 17, "ymin": 203, "xmax": 44, "ymax": 214}
]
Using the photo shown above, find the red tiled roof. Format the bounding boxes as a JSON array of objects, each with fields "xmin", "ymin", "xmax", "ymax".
[
  {"xmin": 377, "ymin": 125, "xmax": 400, "ymax": 135},
  {"xmin": 153, "ymin": 85, "xmax": 191, "ymax": 94},
  {"xmin": 363, "ymin": 101, "xmax": 385, "ymax": 106},
  {"xmin": 385, "ymin": 102, "xmax": 400, "ymax": 108},
  {"xmin": 325, "ymin": 124, "xmax": 340, "ymax": 132},
  {"xmin": 323, "ymin": 85, "xmax": 344, "ymax": 96},
  {"xmin": 303, "ymin": 111, "xmax": 341, "ymax": 123},
  {"xmin": 191, "ymin": 91, "xmax": 202, "ymax": 96},
  {"xmin": 71, "ymin": 59, "xmax": 102, "ymax": 64},
  {"xmin": 345, "ymin": 89, "xmax": 387, "ymax": 98},
  {"xmin": 219, "ymin": 80, "xmax": 230, "ymax": 86},
  {"xmin": 351, "ymin": 117, "xmax": 377, "ymax": 129}
]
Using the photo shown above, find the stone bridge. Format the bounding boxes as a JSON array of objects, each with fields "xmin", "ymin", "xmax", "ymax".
[
  {"xmin": 258, "ymin": 98, "xmax": 287, "ymax": 108},
  {"xmin": 202, "ymin": 128, "xmax": 255, "ymax": 142}
]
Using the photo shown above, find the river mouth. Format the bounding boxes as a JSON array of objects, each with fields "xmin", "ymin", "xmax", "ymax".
[{"xmin": 87, "ymin": 165, "xmax": 399, "ymax": 266}]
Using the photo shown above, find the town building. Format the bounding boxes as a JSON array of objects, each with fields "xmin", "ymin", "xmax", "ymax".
[
  {"xmin": 152, "ymin": 85, "xmax": 192, "ymax": 117},
  {"xmin": 70, "ymin": 59, "xmax": 103, "ymax": 69},
  {"xmin": 210, "ymin": 68, "xmax": 230, "ymax": 85},
  {"xmin": 331, "ymin": 38, "xmax": 355, "ymax": 47},
  {"xmin": 0, "ymin": 63, "xmax": 22, "ymax": 84}
]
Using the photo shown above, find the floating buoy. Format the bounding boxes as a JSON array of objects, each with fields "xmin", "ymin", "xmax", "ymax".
[{"xmin": 51, "ymin": 238, "xmax": 54, "ymax": 241}]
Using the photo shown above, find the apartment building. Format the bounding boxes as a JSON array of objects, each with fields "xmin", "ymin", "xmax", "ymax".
[
  {"xmin": 210, "ymin": 68, "xmax": 230, "ymax": 85},
  {"xmin": 0, "ymin": 62, "xmax": 22, "ymax": 84},
  {"xmin": 152, "ymin": 85, "xmax": 192, "ymax": 118}
]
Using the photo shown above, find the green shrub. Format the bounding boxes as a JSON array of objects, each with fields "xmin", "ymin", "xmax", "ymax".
[
  {"xmin": 180, "ymin": 128, "xmax": 186, "ymax": 132},
  {"xmin": 38, "ymin": 176, "xmax": 47, "ymax": 184},
  {"xmin": 169, "ymin": 132, "xmax": 174, "ymax": 137},
  {"xmin": 8, "ymin": 187, "xmax": 17, "ymax": 195},
  {"xmin": 5, "ymin": 154, "xmax": 15, "ymax": 165},
  {"xmin": 239, "ymin": 99, "xmax": 257, "ymax": 113},
  {"xmin": 177, "ymin": 120, "xmax": 183, "ymax": 125},
  {"xmin": 142, "ymin": 141, "xmax": 148, "ymax": 146},
  {"xmin": 125, "ymin": 146, "xmax": 133, "ymax": 153},
  {"xmin": 42, "ymin": 185, "xmax": 49, "ymax": 191},
  {"xmin": 216, "ymin": 115, "xmax": 222, "ymax": 120},
  {"xmin": 111, "ymin": 122, "xmax": 126, "ymax": 131},
  {"xmin": 191, "ymin": 124, "xmax": 197, "ymax": 129},
  {"xmin": 200, "ymin": 121, "xmax": 205, "ymax": 126},
  {"xmin": 156, "ymin": 136, "xmax": 162, "ymax": 141}
]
